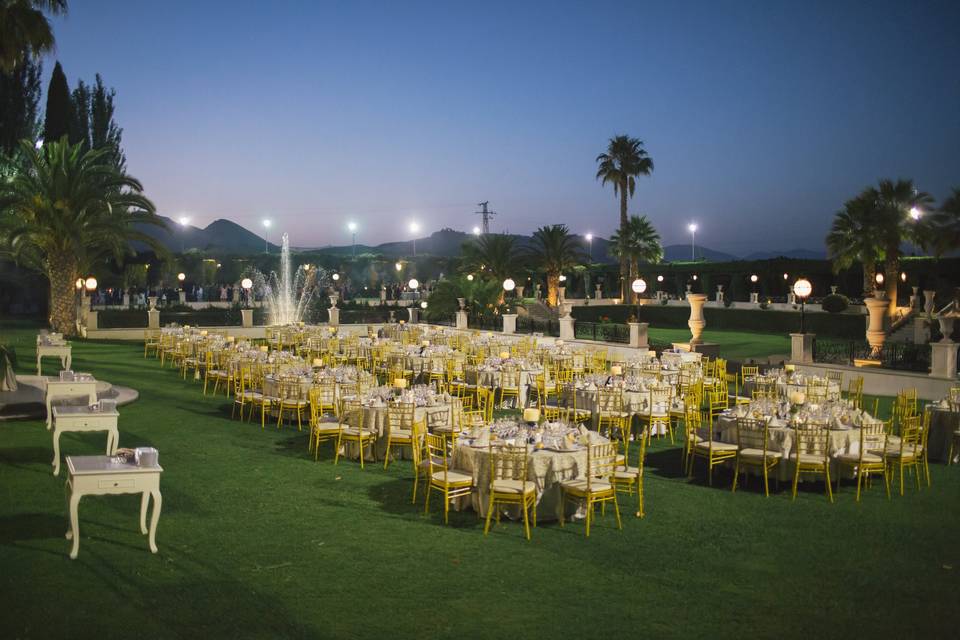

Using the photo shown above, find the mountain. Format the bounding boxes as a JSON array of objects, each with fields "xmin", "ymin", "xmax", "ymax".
[
  {"xmin": 742, "ymin": 248, "xmax": 827, "ymax": 261},
  {"xmin": 661, "ymin": 244, "xmax": 738, "ymax": 263},
  {"xmin": 134, "ymin": 216, "xmax": 279, "ymax": 254}
]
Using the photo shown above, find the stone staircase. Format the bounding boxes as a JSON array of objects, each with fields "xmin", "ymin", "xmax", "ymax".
[{"xmin": 521, "ymin": 301, "xmax": 558, "ymax": 321}]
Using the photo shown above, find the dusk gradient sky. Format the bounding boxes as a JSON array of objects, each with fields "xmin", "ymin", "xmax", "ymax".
[{"xmin": 47, "ymin": 1, "xmax": 960, "ymax": 254}]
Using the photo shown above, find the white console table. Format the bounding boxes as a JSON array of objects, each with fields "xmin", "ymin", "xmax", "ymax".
[
  {"xmin": 36, "ymin": 343, "xmax": 72, "ymax": 375},
  {"xmin": 44, "ymin": 378, "xmax": 98, "ymax": 430},
  {"xmin": 65, "ymin": 455, "xmax": 163, "ymax": 560},
  {"xmin": 51, "ymin": 406, "xmax": 119, "ymax": 476}
]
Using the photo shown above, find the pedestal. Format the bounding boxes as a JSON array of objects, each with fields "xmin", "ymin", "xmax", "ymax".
[
  {"xmin": 715, "ymin": 286, "xmax": 724, "ymax": 304},
  {"xmin": 671, "ymin": 341, "xmax": 721, "ymax": 359},
  {"xmin": 750, "ymin": 292, "xmax": 759, "ymax": 304},
  {"xmin": 864, "ymin": 296, "xmax": 889, "ymax": 358},
  {"xmin": 930, "ymin": 341, "xmax": 958, "ymax": 380},
  {"xmin": 241, "ymin": 309, "xmax": 253, "ymax": 328},
  {"xmin": 123, "ymin": 293, "xmax": 130, "ymax": 307},
  {"xmin": 502, "ymin": 313, "xmax": 517, "ymax": 335},
  {"xmin": 790, "ymin": 333, "xmax": 814, "ymax": 365},
  {"xmin": 629, "ymin": 322, "xmax": 648, "ymax": 349},
  {"xmin": 327, "ymin": 307, "xmax": 339, "ymax": 326},
  {"xmin": 595, "ymin": 285, "xmax": 602, "ymax": 300},
  {"xmin": 178, "ymin": 291, "xmax": 186, "ymax": 305},
  {"xmin": 558, "ymin": 287, "xmax": 566, "ymax": 304},
  {"xmin": 923, "ymin": 290, "xmax": 936, "ymax": 315},
  {"xmin": 686, "ymin": 293, "xmax": 707, "ymax": 345},
  {"xmin": 913, "ymin": 316, "xmax": 929, "ymax": 344},
  {"xmin": 232, "ymin": 288, "xmax": 240, "ymax": 303},
  {"xmin": 455, "ymin": 310, "xmax": 468, "ymax": 330},
  {"xmin": 559, "ymin": 316, "xmax": 575, "ymax": 341},
  {"xmin": 147, "ymin": 309, "xmax": 160, "ymax": 329},
  {"xmin": 407, "ymin": 307, "xmax": 419, "ymax": 324},
  {"xmin": 85, "ymin": 310, "xmax": 98, "ymax": 331}
]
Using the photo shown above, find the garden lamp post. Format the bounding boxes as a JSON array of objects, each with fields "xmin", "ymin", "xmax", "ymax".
[
  {"xmin": 793, "ymin": 278, "xmax": 812, "ymax": 333},
  {"xmin": 632, "ymin": 277, "xmax": 647, "ymax": 319},
  {"xmin": 241, "ymin": 277, "xmax": 253, "ymax": 306}
]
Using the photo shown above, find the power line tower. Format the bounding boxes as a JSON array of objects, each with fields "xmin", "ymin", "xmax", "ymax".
[{"xmin": 474, "ymin": 201, "xmax": 497, "ymax": 234}]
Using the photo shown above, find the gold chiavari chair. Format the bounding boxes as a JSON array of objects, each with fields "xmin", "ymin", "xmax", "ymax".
[
  {"xmin": 806, "ymin": 378, "xmax": 829, "ymax": 404},
  {"xmin": 383, "ymin": 402, "xmax": 416, "ymax": 469},
  {"xmin": 333, "ymin": 398, "xmax": 377, "ymax": 468},
  {"xmin": 643, "ymin": 383, "xmax": 674, "ymax": 442},
  {"xmin": 732, "ymin": 417, "xmax": 780, "ymax": 497},
  {"xmin": 597, "ymin": 387, "xmax": 629, "ymax": 440},
  {"xmin": 883, "ymin": 414, "xmax": 924, "ymax": 496},
  {"xmin": 424, "ymin": 433, "xmax": 473, "ymax": 524},
  {"xmin": 559, "ymin": 442, "xmax": 622, "ymax": 537},
  {"xmin": 707, "ymin": 388, "xmax": 728, "ymax": 424},
  {"xmin": 790, "ymin": 421, "xmax": 833, "ymax": 502},
  {"xmin": 309, "ymin": 387, "xmax": 342, "ymax": 460},
  {"xmin": 846, "ymin": 375, "xmax": 864, "ymax": 408},
  {"xmin": 276, "ymin": 377, "xmax": 308, "ymax": 430},
  {"xmin": 143, "ymin": 329, "xmax": 161, "ymax": 358},
  {"xmin": 231, "ymin": 364, "xmax": 259, "ymax": 420},
  {"xmin": 498, "ymin": 367, "xmax": 522, "ymax": 409},
  {"xmin": 484, "ymin": 443, "xmax": 537, "ymax": 540},
  {"xmin": 681, "ymin": 401, "xmax": 704, "ymax": 474},
  {"xmin": 835, "ymin": 418, "xmax": 889, "ymax": 501},
  {"xmin": 408, "ymin": 418, "xmax": 429, "ymax": 503},
  {"xmin": 690, "ymin": 409, "xmax": 738, "ymax": 486},
  {"xmin": 611, "ymin": 423, "xmax": 649, "ymax": 518}
]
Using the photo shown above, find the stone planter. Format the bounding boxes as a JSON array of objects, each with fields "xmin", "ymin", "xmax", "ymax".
[
  {"xmin": 241, "ymin": 309, "xmax": 253, "ymax": 328},
  {"xmin": 686, "ymin": 293, "xmax": 707, "ymax": 344},
  {"xmin": 457, "ymin": 297, "xmax": 466, "ymax": 311},
  {"xmin": 938, "ymin": 316, "xmax": 955, "ymax": 343},
  {"xmin": 923, "ymin": 290, "xmax": 936, "ymax": 316},
  {"xmin": 864, "ymin": 296, "xmax": 889, "ymax": 358},
  {"xmin": 502, "ymin": 313, "xmax": 517, "ymax": 334},
  {"xmin": 328, "ymin": 294, "xmax": 339, "ymax": 308},
  {"xmin": 148, "ymin": 296, "xmax": 157, "ymax": 310}
]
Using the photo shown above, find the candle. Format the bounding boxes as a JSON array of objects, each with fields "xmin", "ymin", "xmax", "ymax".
[
  {"xmin": 523, "ymin": 408, "xmax": 541, "ymax": 423},
  {"xmin": 610, "ymin": 365, "xmax": 623, "ymax": 376},
  {"xmin": 394, "ymin": 378, "xmax": 408, "ymax": 389}
]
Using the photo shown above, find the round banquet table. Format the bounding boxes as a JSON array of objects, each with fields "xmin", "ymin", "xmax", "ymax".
[
  {"xmin": 343, "ymin": 399, "xmax": 458, "ymax": 460},
  {"xmin": 927, "ymin": 406, "xmax": 959, "ymax": 462},
  {"xmin": 742, "ymin": 377, "xmax": 840, "ymax": 400},
  {"xmin": 573, "ymin": 386, "xmax": 683, "ymax": 434},
  {"xmin": 452, "ymin": 441, "xmax": 599, "ymax": 522},
  {"xmin": 468, "ymin": 368, "xmax": 540, "ymax": 407},
  {"xmin": 716, "ymin": 413, "xmax": 875, "ymax": 481}
]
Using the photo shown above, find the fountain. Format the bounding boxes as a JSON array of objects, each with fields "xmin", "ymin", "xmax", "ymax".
[{"xmin": 245, "ymin": 233, "xmax": 329, "ymax": 325}]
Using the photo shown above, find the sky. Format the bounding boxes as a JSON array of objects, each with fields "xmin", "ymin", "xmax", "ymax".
[{"xmin": 45, "ymin": 0, "xmax": 960, "ymax": 254}]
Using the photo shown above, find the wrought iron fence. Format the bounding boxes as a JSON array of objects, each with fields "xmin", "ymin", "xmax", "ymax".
[
  {"xmin": 467, "ymin": 314, "xmax": 500, "ymax": 331},
  {"xmin": 515, "ymin": 316, "xmax": 560, "ymax": 337},
  {"xmin": 813, "ymin": 338, "xmax": 932, "ymax": 372},
  {"xmin": 574, "ymin": 321, "xmax": 630, "ymax": 344}
]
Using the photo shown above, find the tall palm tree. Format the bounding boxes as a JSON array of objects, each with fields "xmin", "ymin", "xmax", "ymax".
[
  {"xmin": 609, "ymin": 215, "xmax": 663, "ymax": 301},
  {"xmin": 826, "ymin": 193, "xmax": 883, "ymax": 296},
  {"xmin": 596, "ymin": 135, "xmax": 653, "ymax": 298},
  {"xmin": 0, "ymin": 0, "xmax": 67, "ymax": 72},
  {"xmin": 928, "ymin": 187, "xmax": 960, "ymax": 256},
  {"xmin": 527, "ymin": 224, "xmax": 584, "ymax": 307},
  {"xmin": 0, "ymin": 138, "xmax": 166, "ymax": 334},
  {"xmin": 460, "ymin": 233, "xmax": 522, "ymax": 294}
]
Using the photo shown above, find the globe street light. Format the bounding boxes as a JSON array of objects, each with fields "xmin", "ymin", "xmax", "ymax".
[
  {"xmin": 472, "ymin": 226, "xmax": 481, "ymax": 236},
  {"xmin": 178, "ymin": 216, "xmax": 190, "ymax": 252},
  {"xmin": 408, "ymin": 278, "xmax": 419, "ymax": 290},
  {"xmin": 687, "ymin": 223, "xmax": 698, "ymax": 261},
  {"xmin": 241, "ymin": 277, "xmax": 253, "ymax": 305},
  {"xmin": 347, "ymin": 221, "xmax": 358, "ymax": 257},
  {"xmin": 409, "ymin": 221, "xmax": 420, "ymax": 256},
  {"xmin": 466, "ymin": 274, "xmax": 474, "ymax": 281},
  {"xmin": 262, "ymin": 219, "xmax": 272, "ymax": 253},
  {"xmin": 84, "ymin": 276, "xmax": 98, "ymax": 292},
  {"xmin": 585, "ymin": 233, "xmax": 593, "ymax": 261},
  {"xmin": 632, "ymin": 278, "xmax": 647, "ymax": 320},
  {"xmin": 793, "ymin": 278, "xmax": 812, "ymax": 333}
]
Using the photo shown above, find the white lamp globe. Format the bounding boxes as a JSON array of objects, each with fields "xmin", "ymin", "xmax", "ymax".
[
  {"xmin": 750, "ymin": 274, "xmax": 758, "ymax": 283},
  {"xmin": 84, "ymin": 277, "xmax": 98, "ymax": 291},
  {"xmin": 559, "ymin": 275, "xmax": 567, "ymax": 282},
  {"xmin": 793, "ymin": 278, "xmax": 812, "ymax": 299},
  {"xmin": 395, "ymin": 262, "xmax": 402, "ymax": 271},
  {"xmin": 177, "ymin": 272, "xmax": 186, "ymax": 282},
  {"xmin": 502, "ymin": 278, "xmax": 516, "ymax": 292},
  {"xmin": 875, "ymin": 273, "xmax": 884, "ymax": 285},
  {"xmin": 632, "ymin": 278, "xmax": 647, "ymax": 294},
  {"xmin": 75, "ymin": 278, "xmax": 84, "ymax": 290},
  {"xmin": 657, "ymin": 275, "xmax": 664, "ymax": 282},
  {"xmin": 466, "ymin": 274, "xmax": 474, "ymax": 281},
  {"xmin": 420, "ymin": 301, "xmax": 428, "ymax": 309},
  {"xmin": 332, "ymin": 273, "xmax": 340, "ymax": 281},
  {"xmin": 241, "ymin": 278, "xmax": 253, "ymax": 290},
  {"xmin": 408, "ymin": 278, "xmax": 419, "ymax": 290}
]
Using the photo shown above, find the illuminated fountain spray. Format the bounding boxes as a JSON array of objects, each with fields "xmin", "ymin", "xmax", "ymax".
[{"xmin": 246, "ymin": 233, "xmax": 328, "ymax": 325}]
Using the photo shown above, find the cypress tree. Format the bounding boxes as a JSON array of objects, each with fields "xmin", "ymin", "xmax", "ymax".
[
  {"xmin": 42, "ymin": 61, "xmax": 75, "ymax": 144},
  {"xmin": 89, "ymin": 74, "xmax": 124, "ymax": 170},
  {"xmin": 71, "ymin": 79, "xmax": 91, "ymax": 151}
]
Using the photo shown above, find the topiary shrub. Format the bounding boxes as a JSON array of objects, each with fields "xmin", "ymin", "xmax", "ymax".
[{"xmin": 821, "ymin": 293, "xmax": 849, "ymax": 313}]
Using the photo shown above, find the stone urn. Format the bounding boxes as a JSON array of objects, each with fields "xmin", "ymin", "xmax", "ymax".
[
  {"xmin": 911, "ymin": 286, "xmax": 920, "ymax": 309},
  {"xmin": 328, "ymin": 293, "xmax": 339, "ymax": 308},
  {"xmin": 685, "ymin": 284, "xmax": 692, "ymax": 294},
  {"xmin": 148, "ymin": 296, "xmax": 157, "ymax": 310},
  {"xmin": 558, "ymin": 286, "xmax": 566, "ymax": 303},
  {"xmin": 457, "ymin": 297, "xmax": 466, "ymax": 311},
  {"xmin": 938, "ymin": 315, "xmax": 956, "ymax": 343},
  {"xmin": 595, "ymin": 284, "xmax": 602, "ymax": 300},
  {"xmin": 830, "ymin": 285, "xmax": 838, "ymax": 295},
  {"xmin": 923, "ymin": 290, "xmax": 936, "ymax": 316},
  {"xmin": 864, "ymin": 296, "xmax": 889, "ymax": 358},
  {"xmin": 686, "ymin": 293, "xmax": 707, "ymax": 345},
  {"xmin": 560, "ymin": 302, "xmax": 574, "ymax": 318},
  {"xmin": 515, "ymin": 285, "xmax": 525, "ymax": 299}
]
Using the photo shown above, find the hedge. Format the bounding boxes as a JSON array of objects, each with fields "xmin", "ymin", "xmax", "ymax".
[
  {"xmin": 98, "ymin": 309, "xmax": 268, "ymax": 329},
  {"xmin": 572, "ymin": 304, "xmax": 865, "ymax": 339}
]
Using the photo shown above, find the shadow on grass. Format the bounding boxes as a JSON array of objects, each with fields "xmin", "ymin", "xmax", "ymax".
[
  {"xmin": 367, "ymin": 474, "xmax": 484, "ymax": 530},
  {"xmin": 0, "ymin": 513, "xmax": 65, "ymax": 544}
]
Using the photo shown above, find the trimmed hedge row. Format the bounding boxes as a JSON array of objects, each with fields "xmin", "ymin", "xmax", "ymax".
[
  {"xmin": 572, "ymin": 304, "xmax": 866, "ymax": 339},
  {"xmin": 98, "ymin": 309, "xmax": 268, "ymax": 329}
]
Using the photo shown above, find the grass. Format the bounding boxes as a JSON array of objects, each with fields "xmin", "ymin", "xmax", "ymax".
[
  {"xmin": 1, "ymin": 323, "xmax": 958, "ymax": 639},
  {"xmin": 647, "ymin": 327, "xmax": 791, "ymax": 361}
]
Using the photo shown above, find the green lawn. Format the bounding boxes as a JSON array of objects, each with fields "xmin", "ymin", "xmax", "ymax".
[
  {"xmin": 647, "ymin": 327, "xmax": 791, "ymax": 361},
  {"xmin": 1, "ymin": 325, "xmax": 957, "ymax": 639}
]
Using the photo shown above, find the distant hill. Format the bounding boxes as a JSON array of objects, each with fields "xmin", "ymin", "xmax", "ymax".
[
  {"xmin": 742, "ymin": 248, "xmax": 826, "ymax": 261},
  {"xmin": 661, "ymin": 244, "xmax": 738, "ymax": 263},
  {"xmin": 134, "ymin": 216, "xmax": 279, "ymax": 254}
]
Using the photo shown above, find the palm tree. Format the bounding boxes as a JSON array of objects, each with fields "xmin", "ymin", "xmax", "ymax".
[
  {"xmin": 460, "ymin": 233, "xmax": 522, "ymax": 301},
  {"xmin": 0, "ymin": 138, "xmax": 166, "ymax": 335},
  {"xmin": 596, "ymin": 135, "xmax": 653, "ymax": 297},
  {"xmin": 928, "ymin": 187, "xmax": 960, "ymax": 256},
  {"xmin": 826, "ymin": 193, "xmax": 883, "ymax": 296},
  {"xmin": 0, "ymin": 0, "xmax": 68, "ymax": 72},
  {"xmin": 423, "ymin": 276, "xmax": 502, "ymax": 320},
  {"xmin": 527, "ymin": 224, "xmax": 584, "ymax": 307},
  {"xmin": 609, "ymin": 215, "xmax": 663, "ymax": 301}
]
